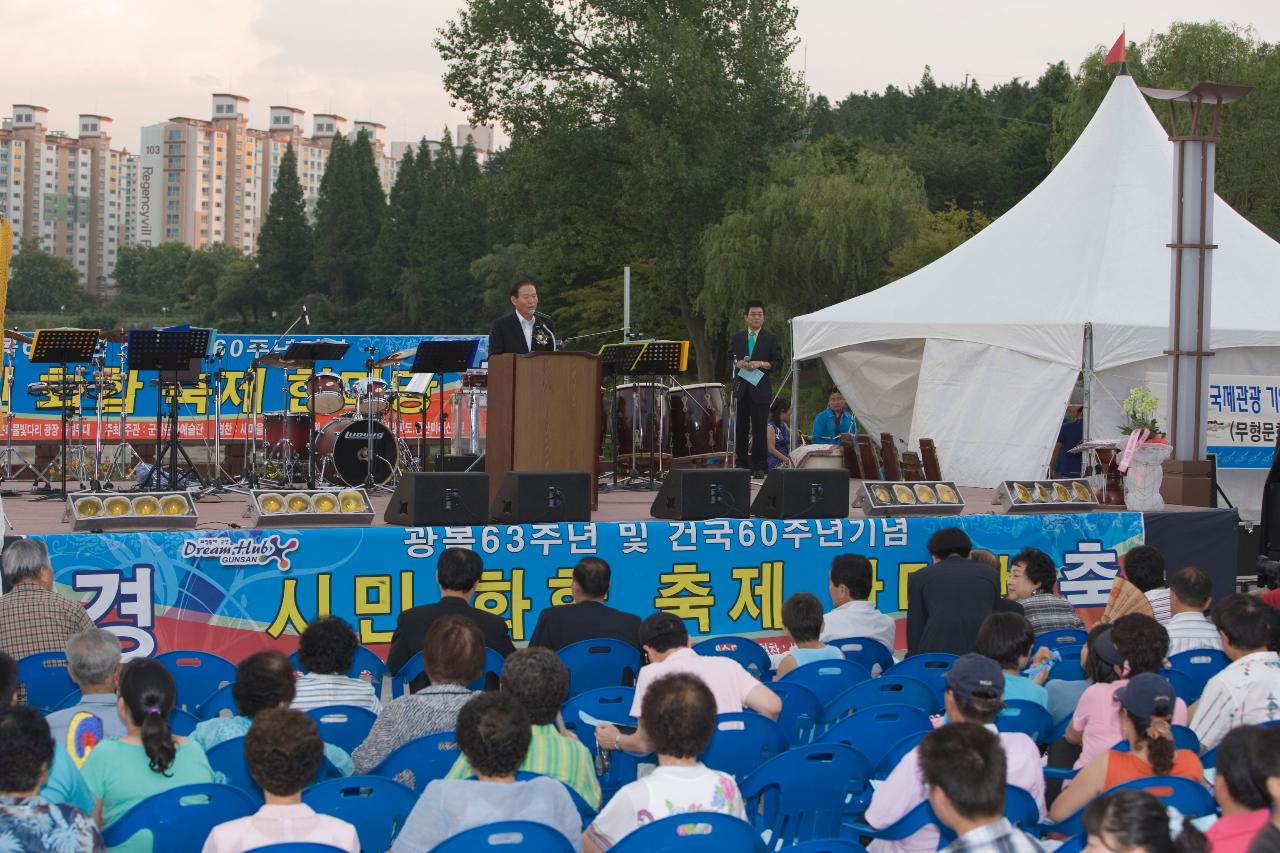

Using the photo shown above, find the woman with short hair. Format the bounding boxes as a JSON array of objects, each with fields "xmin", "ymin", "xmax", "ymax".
[{"xmin": 291, "ymin": 616, "xmax": 380, "ymax": 713}]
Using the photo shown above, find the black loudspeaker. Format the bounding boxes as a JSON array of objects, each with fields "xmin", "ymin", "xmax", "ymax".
[
  {"xmin": 383, "ymin": 473, "xmax": 489, "ymax": 526},
  {"xmin": 750, "ymin": 468, "xmax": 850, "ymax": 519},
  {"xmin": 650, "ymin": 468, "xmax": 750, "ymax": 520},
  {"xmin": 441, "ymin": 454, "xmax": 483, "ymax": 472},
  {"xmin": 490, "ymin": 471, "xmax": 592, "ymax": 523}
]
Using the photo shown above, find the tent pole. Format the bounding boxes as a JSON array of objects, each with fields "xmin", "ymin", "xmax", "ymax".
[
  {"xmin": 790, "ymin": 319, "xmax": 800, "ymax": 444},
  {"xmin": 1083, "ymin": 322, "xmax": 1093, "ymax": 440}
]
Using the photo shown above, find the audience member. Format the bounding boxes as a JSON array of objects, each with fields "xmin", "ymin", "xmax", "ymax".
[
  {"xmin": 1165, "ymin": 567, "xmax": 1222, "ymax": 656},
  {"xmin": 1205, "ymin": 726, "xmax": 1270, "ymax": 853},
  {"xmin": 975, "ymin": 612, "xmax": 1050, "ymax": 710},
  {"xmin": 820, "ymin": 554, "xmax": 896, "ymax": 652},
  {"xmin": 907, "ymin": 528, "xmax": 1003, "ymax": 656},
  {"xmin": 970, "ymin": 549, "xmax": 1000, "ymax": 571},
  {"xmin": 775, "ymin": 592, "xmax": 844, "ymax": 678},
  {"xmin": 0, "ymin": 704, "xmax": 105, "ymax": 853},
  {"xmin": 388, "ymin": 548, "xmax": 515, "ymax": 691},
  {"xmin": 865, "ymin": 654, "xmax": 1045, "ymax": 853},
  {"xmin": 291, "ymin": 616, "xmax": 380, "ymax": 713},
  {"xmin": 1045, "ymin": 623, "xmax": 1119, "ymax": 724},
  {"xmin": 354, "ymin": 616, "xmax": 483, "ymax": 777},
  {"xmin": 80, "ymin": 658, "xmax": 215, "ymax": 853},
  {"xmin": 528, "ymin": 558, "xmax": 642, "ymax": 651},
  {"xmin": 447, "ymin": 647, "xmax": 601, "ymax": 808},
  {"xmin": 393, "ymin": 693, "xmax": 581, "ymax": 853},
  {"xmin": 1048, "ymin": 673, "xmax": 1202, "ymax": 821},
  {"xmin": 0, "ymin": 539, "xmax": 93, "ymax": 701},
  {"xmin": 1065, "ymin": 613, "xmax": 1187, "ymax": 770},
  {"xmin": 1251, "ymin": 726, "xmax": 1280, "ymax": 853},
  {"xmin": 594, "ymin": 612, "xmax": 780, "ymax": 757},
  {"xmin": 1082, "ymin": 789, "xmax": 1207, "ymax": 853},
  {"xmin": 1004, "ymin": 547, "xmax": 1083, "ymax": 633},
  {"xmin": 1191, "ymin": 594, "xmax": 1280, "ymax": 750},
  {"xmin": 46, "ymin": 628, "xmax": 125, "ymax": 748},
  {"xmin": 1103, "ymin": 546, "xmax": 1166, "ymax": 624},
  {"xmin": 202, "ymin": 708, "xmax": 359, "ymax": 853},
  {"xmin": 191, "ymin": 650, "xmax": 353, "ymax": 775},
  {"xmin": 916, "ymin": 722, "xmax": 1044, "ymax": 853},
  {"xmin": 584, "ymin": 673, "xmax": 746, "ymax": 852}
]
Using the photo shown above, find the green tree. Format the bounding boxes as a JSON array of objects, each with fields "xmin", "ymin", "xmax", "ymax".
[
  {"xmin": 8, "ymin": 238, "xmax": 88, "ymax": 312},
  {"xmin": 886, "ymin": 203, "xmax": 991, "ymax": 281},
  {"xmin": 113, "ymin": 242, "xmax": 192, "ymax": 304},
  {"xmin": 182, "ymin": 243, "xmax": 245, "ymax": 321},
  {"xmin": 309, "ymin": 132, "xmax": 353, "ymax": 302},
  {"xmin": 212, "ymin": 255, "xmax": 260, "ymax": 324},
  {"xmin": 370, "ymin": 146, "xmax": 422, "ymax": 316},
  {"xmin": 256, "ymin": 143, "xmax": 313, "ymax": 307}
]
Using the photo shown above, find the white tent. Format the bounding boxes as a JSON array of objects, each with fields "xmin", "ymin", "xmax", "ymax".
[{"xmin": 792, "ymin": 71, "xmax": 1280, "ymax": 518}]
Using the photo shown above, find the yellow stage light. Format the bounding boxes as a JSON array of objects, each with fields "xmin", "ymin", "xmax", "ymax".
[
  {"xmin": 67, "ymin": 491, "xmax": 198, "ymax": 531},
  {"xmin": 247, "ymin": 489, "xmax": 374, "ymax": 528}
]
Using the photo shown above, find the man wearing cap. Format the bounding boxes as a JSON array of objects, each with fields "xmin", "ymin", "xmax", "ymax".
[
  {"xmin": 863, "ymin": 655, "xmax": 1045, "ymax": 853},
  {"xmin": 593, "ymin": 612, "xmax": 781, "ymax": 756}
]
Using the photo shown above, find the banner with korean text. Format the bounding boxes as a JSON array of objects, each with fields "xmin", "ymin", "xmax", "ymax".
[
  {"xmin": 34, "ymin": 511, "xmax": 1144, "ymax": 663},
  {"xmin": 1206, "ymin": 374, "xmax": 1280, "ymax": 469}
]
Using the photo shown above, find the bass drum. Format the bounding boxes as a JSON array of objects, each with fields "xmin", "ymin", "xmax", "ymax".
[
  {"xmin": 669, "ymin": 383, "xmax": 727, "ymax": 459},
  {"xmin": 315, "ymin": 417, "xmax": 398, "ymax": 486}
]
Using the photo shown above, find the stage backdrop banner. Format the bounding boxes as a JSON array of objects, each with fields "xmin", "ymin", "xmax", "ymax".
[
  {"xmin": 1207, "ymin": 373, "xmax": 1280, "ymax": 469},
  {"xmin": 34, "ymin": 511, "xmax": 1144, "ymax": 663},
  {"xmin": 2, "ymin": 332, "xmax": 487, "ymax": 442}
]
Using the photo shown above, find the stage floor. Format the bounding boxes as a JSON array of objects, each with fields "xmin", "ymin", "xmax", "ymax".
[{"xmin": 1, "ymin": 479, "xmax": 1199, "ymax": 537}]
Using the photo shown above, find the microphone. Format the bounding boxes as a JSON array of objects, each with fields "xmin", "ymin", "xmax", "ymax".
[
  {"xmin": 302, "ymin": 305, "xmax": 310, "ymax": 327},
  {"xmin": 535, "ymin": 312, "xmax": 558, "ymax": 351}
]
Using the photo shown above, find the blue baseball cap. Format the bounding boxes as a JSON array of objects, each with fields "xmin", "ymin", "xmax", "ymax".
[{"xmin": 945, "ymin": 653, "xmax": 1005, "ymax": 699}]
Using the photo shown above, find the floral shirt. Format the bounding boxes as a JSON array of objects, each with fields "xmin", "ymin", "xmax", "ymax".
[
  {"xmin": 0, "ymin": 794, "xmax": 104, "ymax": 853},
  {"xmin": 583, "ymin": 764, "xmax": 746, "ymax": 849}
]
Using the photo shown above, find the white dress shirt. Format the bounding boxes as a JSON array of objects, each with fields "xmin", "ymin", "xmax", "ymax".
[
  {"xmin": 819, "ymin": 599, "xmax": 897, "ymax": 652},
  {"xmin": 518, "ymin": 312, "xmax": 535, "ymax": 350},
  {"xmin": 1164, "ymin": 610, "xmax": 1223, "ymax": 657}
]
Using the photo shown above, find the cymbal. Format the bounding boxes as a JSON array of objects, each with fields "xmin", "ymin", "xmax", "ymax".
[
  {"xmin": 4, "ymin": 329, "xmax": 33, "ymax": 344},
  {"xmin": 99, "ymin": 327, "xmax": 129, "ymax": 343},
  {"xmin": 372, "ymin": 347, "xmax": 417, "ymax": 369},
  {"xmin": 259, "ymin": 353, "xmax": 307, "ymax": 370}
]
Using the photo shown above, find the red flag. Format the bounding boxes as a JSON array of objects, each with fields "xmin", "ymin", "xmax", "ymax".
[{"xmin": 1104, "ymin": 31, "xmax": 1126, "ymax": 65}]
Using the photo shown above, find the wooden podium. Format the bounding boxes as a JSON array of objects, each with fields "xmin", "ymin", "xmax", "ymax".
[{"xmin": 487, "ymin": 352, "xmax": 602, "ymax": 508}]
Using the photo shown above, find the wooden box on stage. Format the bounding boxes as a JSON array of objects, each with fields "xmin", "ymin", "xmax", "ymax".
[{"xmin": 487, "ymin": 352, "xmax": 602, "ymax": 509}]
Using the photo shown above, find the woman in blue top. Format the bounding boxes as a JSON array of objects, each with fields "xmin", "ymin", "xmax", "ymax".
[
  {"xmin": 775, "ymin": 593, "xmax": 845, "ymax": 678},
  {"xmin": 767, "ymin": 398, "xmax": 791, "ymax": 469},
  {"xmin": 975, "ymin": 612, "xmax": 1051, "ymax": 710},
  {"xmin": 810, "ymin": 388, "xmax": 857, "ymax": 445}
]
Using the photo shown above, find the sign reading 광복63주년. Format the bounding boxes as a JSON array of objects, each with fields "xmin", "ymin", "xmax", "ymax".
[
  {"xmin": 33, "ymin": 512, "xmax": 1144, "ymax": 661},
  {"xmin": 1207, "ymin": 373, "xmax": 1280, "ymax": 469}
]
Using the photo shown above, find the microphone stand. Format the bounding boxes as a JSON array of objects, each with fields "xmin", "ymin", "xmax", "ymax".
[{"xmin": 248, "ymin": 308, "xmax": 308, "ymax": 489}]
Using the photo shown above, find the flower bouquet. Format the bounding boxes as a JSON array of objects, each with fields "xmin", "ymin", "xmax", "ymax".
[{"xmin": 1116, "ymin": 387, "xmax": 1171, "ymax": 511}]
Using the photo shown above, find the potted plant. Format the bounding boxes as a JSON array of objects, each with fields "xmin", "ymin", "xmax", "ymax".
[{"xmin": 1117, "ymin": 387, "xmax": 1172, "ymax": 511}]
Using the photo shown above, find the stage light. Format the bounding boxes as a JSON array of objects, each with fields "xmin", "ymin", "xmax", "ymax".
[
  {"xmin": 995, "ymin": 479, "xmax": 1097, "ymax": 513},
  {"xmin": 855, "ymin": 480, "xmax": 966, "ymax": 517},
  {"xmin": 67, "ymin": 491, "xmax": 198, "ymax": 532},
  {"xmin": 247, "ymin": 489, "xmax": 373, "ymax": 528}
]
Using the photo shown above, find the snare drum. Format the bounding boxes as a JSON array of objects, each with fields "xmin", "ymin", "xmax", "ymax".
[
  {"xmin": 349, "ymin": 377, "xmax": 388, "ymax": 416},
  {"xmin": 669, "ymin": 383, "xmax": 727, "ymax": 458},
  {"xmin": 307, "ymin": 371, "xmax": 347, "ymax": 415},
  {"xmin": 263, "ymin": 412, "xmax": 311, "ymax": 458}
]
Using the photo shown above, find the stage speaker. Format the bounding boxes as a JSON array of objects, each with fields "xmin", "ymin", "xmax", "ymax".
[
  {"xmin": 751, "ymin": 469, "xmax": 850, "ymax": 519},
  {"xmin": 650, "ymin": 468, "xmax": 750, "ymax": 521},
  {"xmin": 490, "ymin": 471, "xmax": 592, "ymax": 523},
  {"xmin": 384, "ymin": 473, "xmax": 489, "ymax": 527},
  {"xmin": 441, "ymin": 454, "xmax": 483, "ymax": 472}
]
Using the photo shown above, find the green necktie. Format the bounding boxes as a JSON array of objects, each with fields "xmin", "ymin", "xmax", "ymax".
[{"xmin": 748, "ymin": 330, "xmax": 757, "ymax": 357}]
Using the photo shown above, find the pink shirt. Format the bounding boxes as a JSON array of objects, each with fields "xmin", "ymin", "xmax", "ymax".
[
  {"xmin": 201, "ymin": 803, "xmax": 360, "ymax": 853},
  {"xmin": 864, "ymin": 727, "xmax": 1046, "ymax": 853},
  {"xmin": 630, "ymin": 647, "xmax": 763, "ymax": 717},
  {"xmin": 1205, "ymin": 809, "xmax": 1271, "ymax": 853},
  {"xmin": 1071, "ymin": 679, "xmax": 1188, "ymax": 769}
]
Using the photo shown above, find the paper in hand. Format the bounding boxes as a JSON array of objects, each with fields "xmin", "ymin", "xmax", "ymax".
[{"xmin": 738, "ymin": 368, "xmax": 765, "ymax": 386}]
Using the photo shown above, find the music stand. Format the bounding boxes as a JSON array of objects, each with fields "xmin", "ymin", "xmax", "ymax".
[
  {"xmin": 598, "ymin": 342, "xmax": 647, "ymax": 377},
  {"xmin": 128, "ymin": 328, "xmax": 209, "ymax": 492},
  {"xmin": 30, "ymin": 328, "xmax": 100, "ymax": 500},
  {"xmin": 408, "ymin": 340, "xmax": 479, "ymax": 474},
  {"xmin": 279, "ymin": 338, "xmax": 350, "ymax": 488}
]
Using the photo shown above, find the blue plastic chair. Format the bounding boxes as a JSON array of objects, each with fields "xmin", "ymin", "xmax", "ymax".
[
  {"xmin": 559, "ymin": 686, "xmax": 651, "ymax": 799},
  {"xmin": 1031, "ymin": 629, "xmax": 1089, "ymax": 654},
  {"xmin": 289, "ymin": 645, "xmax": 387, "ymax": 684},
  {"xmin": 101, "ymin": 783, "xmax": 257, "ymax": 849},
  {"xmin": 1047, "ymin": 775, "xmax": 1217, "ymax": 838},
  {"xmin": 302, "ymin": 775, "xmax": 417, "ymax": 853},
  {"xmin": 845, "ymin": 799, "xmax": 948, "ymax": 846},
  {"xmin": 767, "ymin": 680, "xmax": 824, "ymax": 746},
  {"xmin": 699, "ymin": 712, "xmax": 787, "ymax": 780},
  {"xmin": 250, "ymin": 845, "xmax": 350, "ymax": 853},
  {"xmin": 826, "ymin": 636, "xmax": 895, "ymax": 675},
  {"xmin": 199, "ymin": 683, "xmax": 238, "ymax": 720},
  {"xmin": 997, "ymin": 700, "xmax": 1055, "ymax": 746},
  {"xmin": 206, "ymin": 737, "xmax": 264, "ymax": 799},
  {"xmin": 739, "ymin": 743, "xmax": 869, "ymax": 849},
  {"xmin": 391, "ymin": 648, "xmax": 505, "ymax": 696},
  {"xmin": 822, "ymin": 675, "xmax": 938, "ymax": 724},
  {"xmin": 557, "ymin": 638, "xmax": 642, "ymax": 697},
  {"xmin": 779, "ymin": 658, "xmax": 871, "ymax": 707},
  {"xmin": 1112, "ymin": 724, "xmax": 1200, "ymax": 754},
  {"xmin": 1167, "ymin": 649, "xmax": 1230, "ymax": 702},
  {"xmin": 820, "ymin": 704, "xmax": 932, "ymax": 772},
  {"xmin": 305, "ymin": 705, "xmax": 378, "ymax": 754},
  {"xmin": 693, "ymin": 635, "xmax": 773, "ymax": 682},
  {"xmin": 155, "ymin": 650, "xmax": 237, "ymax": 715},
  {"xmin": 1164, "ymin": 668, "xmax": 1199, "ymax": 705},
  {"xmin": 1004, "ymin": 785, "xmax": 1042, "ymax": 834},
  {"xmin": 885, "ymin": 654, "xmax": 958, "ymax": 708},
  {"xmin": 168, "ymin": 707, "xmax": 200, "ymax": 736},
  {"xmin": 506, "ymin": 771, "xmax": 597, "ymax": 829},
  {"xmin": 872, "ymin": 729, "xmax": 929, "ymax": 779},
  {"xmin": 1046, "ymin": 644, "xmax": 1085, "ymax": 682},
  {"xmin": 428, "ymin": 820, "xmax": 576, "ymax": 852},
  {"xmin": 16, "ymin": 652, "xmax": 80, "ymax": 714},
  {"xmin": 369, "ymin": 730, "xmax": 461, "ymax": 794},
  {"xmin": 608, "ymin": 812, "xmax": 767, "ymax": 853},
  {"xmin": 786, "ymin": 841, "xmax": 869, "ymax": 853}
]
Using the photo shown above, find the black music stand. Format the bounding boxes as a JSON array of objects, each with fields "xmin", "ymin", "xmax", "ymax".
[
  {"xmin": 30, "ymin": 328, "xmax": 100, "ymax": 500},
  {"xmin": 408, "ymin": 340, "xmax": 479, "ymax": 475},
  {"xmin": 128, "ymin": 328, "xmax": 211, "ymax": 492},
  {"xmin": 278, "ymin": 338, "xmax": 350, "ymax": 488}
]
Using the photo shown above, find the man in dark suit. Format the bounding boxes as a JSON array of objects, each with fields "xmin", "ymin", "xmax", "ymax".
[
  {"xmin": 488, "ymin": 277, "xmax": 556, "ymax": 357},
  {"xmin": 906, "ymin": 527, "xmax": 1003, "ymax": 656},
  {"xmin": 388, "ymin": 547, "xmax": 516, "ymax": 690},
  {"xmin": 729, "ymin": 300, "xmax": 784, "ymax": 476},
  {"xmin": 528, "ymin": 557, "xmax": 642, "ymax": 651}
]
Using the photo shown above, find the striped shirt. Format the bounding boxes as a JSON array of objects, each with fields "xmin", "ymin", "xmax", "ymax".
[
  {"xmin": 291, "ymin": 673, "xmax": 381, "ymax": 714},
  {"xmin": 0, "ymin": 582, "xmax": 94, "ymax": 703},
  {"xmin": 1018, "ymin": 593, "xmax": 1082, "ymax": 635},
  {"xmin": 1146, "ymin": 588, "xmax": 1173, "ymax": 624},
  {"xmin": 446, "ymin": 723, "xmax": 602, "ymax": 809},
  {"xmin": 352, "ymin": 685, "xmax": 475, "ymax": 775},
  {"xmin": 942, "ymin": 818, "xmax": 1043, "ymax": 853},
  {"xmin": 1191, "ymin": 651, "xmax": 1280, "ymax": 750},
  {"xmin": 1164, "ymin": 611, "xmax": 1224, "ymax": 657}
]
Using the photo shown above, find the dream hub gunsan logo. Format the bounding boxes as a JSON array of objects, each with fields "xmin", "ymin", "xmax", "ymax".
[{"xmin": 180, "ymin": 535, "xmax": 301, "ymax": 571}]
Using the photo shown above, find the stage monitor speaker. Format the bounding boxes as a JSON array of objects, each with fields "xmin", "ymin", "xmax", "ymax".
[
  {"xmin": 751, "ymin": 468, "xmax": 850, "ymax": 519},
  {"xmin": 384, "ymin": 473, "xmax": 489, "ymax": 527},
  {"xmin": 441, "ymin": 454, "xmax": 483, "ymax": 473},
  {"xmin": 650, "ymin": 468, "xmax": 750, "ymax": 521},
  {"xmin": 490, "ymin": 471, "xmax": 592, "ymax": 523}
]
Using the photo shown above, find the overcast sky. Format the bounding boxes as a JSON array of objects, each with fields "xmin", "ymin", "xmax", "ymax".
[{"xmin": 4, "ymin": 0, "xmax": 1278, "ymax": 153}]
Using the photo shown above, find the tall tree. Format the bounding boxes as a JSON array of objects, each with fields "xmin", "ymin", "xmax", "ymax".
[
  {"xmin": 182, "ymin": 243, "xmax": 245, "ymax": 321},
  {"xmin": 309, "ymin": 132, "xmax": 353, "ymax": 302},
  {"xmin": 370, "ymin": 146, "xmax": 422, "ymax": 316},
  {"xmin": 256, "ymin": 143, "xmax": 313, "ymax": 307},
  {"xmin": 8, "ymin": 238, "xmax": 88, "ymax": 312}
]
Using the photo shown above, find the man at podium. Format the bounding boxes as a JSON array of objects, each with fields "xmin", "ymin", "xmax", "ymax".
[
  {"xmin": 488, "ymin": 278, "xmax": 556, "ymax": 356},
  {"xmin": 730, "ymin": 300, "xmax": 783, "ymax": 477}
]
